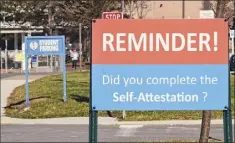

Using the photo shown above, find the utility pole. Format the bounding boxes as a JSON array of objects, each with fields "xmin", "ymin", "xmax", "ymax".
[
  {"xmin": 79, "ymin": 23, "xmax": 82, "ymax": 72},
  {"xmin": 233, "ymin": 1, "xmax": 235, "ymax": 55},
  {"xmin": 121, "ymin": 0, "xmax": 124, "ymax": 12},
  {"xmin": 232, "ymin": 17, "xmax": 235, "ymax": 55},
  {"xmin": 2, "ymin": 11, "xmax": 8, "ymax": 73},
  {"xmin": 48, "ymin": 0, "xmax": 53, "ymax": 36},
  {"xmin": 48, "ymin": 0, "xmax": 53, "ymax": 72},
  {"xmin": 5, "ymin": 40, "xmax": 8, "ymax": 73},
  {"xmin": 182, "ymin": 0, "xmax": 185, "ymax": 18},
  {"xmin": 121, "ymin": 0, "xmax": 126, "ymax": 120},
  {"xmin": 0, "ymin": 47, "xmax": 2, "ymax": 73}
]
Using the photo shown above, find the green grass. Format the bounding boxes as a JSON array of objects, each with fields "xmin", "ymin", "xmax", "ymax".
[{"xmin": 5, "ymin": 72, "xmax": 235, "ymax": 120}]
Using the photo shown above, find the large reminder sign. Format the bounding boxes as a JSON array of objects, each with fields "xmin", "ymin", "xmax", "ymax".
[{"xmin": 92, "ymin": 19, "xmax": 229, "ymax": 111}]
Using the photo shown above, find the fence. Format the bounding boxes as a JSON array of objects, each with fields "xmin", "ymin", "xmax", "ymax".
[{"xmin": 0, "ymin": 50, "xmax": 63, "ymax": 74}]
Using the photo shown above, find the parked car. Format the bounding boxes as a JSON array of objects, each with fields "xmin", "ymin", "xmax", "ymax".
[{"xmin": 230, "ymin": 54, "xmax": 235, "ymax": 71}]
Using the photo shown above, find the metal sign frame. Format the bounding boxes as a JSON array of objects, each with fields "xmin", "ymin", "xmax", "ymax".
[{"xmin": 24, "ymin": 36, "xmax": 67, "ymax": 108}]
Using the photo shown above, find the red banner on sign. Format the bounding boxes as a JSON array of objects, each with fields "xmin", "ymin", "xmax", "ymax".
[{"xmin": 92, "ymin": 19, "xmax": 228, "ymax": 64}]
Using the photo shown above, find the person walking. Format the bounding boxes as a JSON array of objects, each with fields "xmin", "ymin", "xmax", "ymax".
[{"xmin": 71, "ymin": 48, "xmax": 79, "ymax": 70}]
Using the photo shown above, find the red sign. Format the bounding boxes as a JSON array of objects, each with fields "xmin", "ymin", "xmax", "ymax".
[
  {"xmin": 92, "ymin": 19, "xmax": 228, "ymax": 64},
  {"xmin": 102, "ymin": 12, "xmax": 123, "ymax": 19}
]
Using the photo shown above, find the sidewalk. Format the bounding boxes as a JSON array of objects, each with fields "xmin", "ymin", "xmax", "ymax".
[
  {"xmin": 1, "ymin": 74, "xmax": 47, "ymax": 116},
  {"xmin": 0, "ymin": 73, "xmax": 117, "ymax": 125},
  {"xmin": 1, "ymin": 116, "xmax": 233, "ymax": 125}
]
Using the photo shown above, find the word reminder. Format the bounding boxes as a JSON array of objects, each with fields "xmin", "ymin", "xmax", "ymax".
[
  {"xmin": 103, "ymin": 32, "xmax": 218, "ymax": 52},
  {"xmin": 92, "ymin": 19, "xmax": 229, "ymax": 111}
]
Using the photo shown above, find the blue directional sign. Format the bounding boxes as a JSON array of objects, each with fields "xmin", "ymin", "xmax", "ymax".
[
  {"xmin": 25, "ymin": 36, "xmax": 65, "ymax": 55},
  {"xmin": 24, "ymin": 36, "xmax": 67, "ymax": 107}
]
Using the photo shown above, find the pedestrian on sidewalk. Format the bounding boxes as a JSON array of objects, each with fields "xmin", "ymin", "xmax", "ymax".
[{"xmin": 71, "ymin": 48, "xmax": 79, "ymax": 70}]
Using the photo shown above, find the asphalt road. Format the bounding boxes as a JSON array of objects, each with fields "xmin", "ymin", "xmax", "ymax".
[{"xmin": 1, "ymin": 124, "xmax": 232, "ymax": 142}]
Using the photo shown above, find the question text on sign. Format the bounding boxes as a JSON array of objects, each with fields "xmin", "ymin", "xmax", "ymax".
[{"xmin": 103, "ymin": 74, "xmax": 217, "ymax": 103}]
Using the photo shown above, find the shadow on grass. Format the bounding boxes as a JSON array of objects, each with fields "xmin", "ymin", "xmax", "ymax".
[
  {"xmin": 70, "ymin": 94, "xmax": 118, "ymax": 118},
  {"xmin": 70, "ymin": 94, "xmax": 89, "ymax": 103},
  {"xmin": 51, "ymin": 79, "xmax": 64, "ymax": 82},
  {"xmin": 52, "ymin": 79, "xmax": 88, "ymax": 84},
  {"xmin": 4, "ymin": 96, "xmax": 51, "ymax": 109},
  {"xmin": 70, "ymin": 95, "xmax": 117, "ymax": 118}
]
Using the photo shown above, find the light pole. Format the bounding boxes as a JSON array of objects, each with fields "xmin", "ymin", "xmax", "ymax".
[
  {"xmin": 84, "ymin": 25, "xmax": 88, "ymax": 63},
  {"xmin": 0, "ymin": 47, "xmax": 2, "ymax": 73},
  {"xmin": 120, "ymin": 0, "xmax": 126, "ymax": 120},
  {"xmin": 121, "ymin": 0, "xmax": 124, "ymax": 13},
  {"xmin": 1, "ymin": 11, "xmax": 8, "ymax": 73},
  {"xmin": 233, "ymin": 0, "xmax": 235, "ymax": 55},
  {"xmin": 182, "ymin": 0, "xmax": 185, "ymax": 19},
  {"xmin": 79, "ymin": 23, "xmax": 82, "ymax": 71},
  {"xmin": 5, "ymin": 39, "xmax": 8, "ymax": 73},
  {"xmin": 232, "ymin": 18, "xmax": 235, "ymax": 55}
]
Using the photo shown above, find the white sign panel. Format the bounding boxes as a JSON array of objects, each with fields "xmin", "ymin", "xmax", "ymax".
[
  {"xmin": 230, "ymin": 30, "xmax": 234, "ymax": 38},
  {"xmin": 200, "ymin": 10, "xmax": 214, "ymax": 19}
]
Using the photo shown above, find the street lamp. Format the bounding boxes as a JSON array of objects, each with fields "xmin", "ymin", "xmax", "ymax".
[
  {"xmin": 83, "ymin": 25, "xmax": 89, "ymax": 62},
  {"xmin": 121, "ymin": 0, "xmax": 125, "ymax": 13}
]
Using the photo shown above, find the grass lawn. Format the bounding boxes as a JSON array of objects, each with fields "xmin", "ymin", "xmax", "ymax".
[{"xmin": 5, "ymin": 71, "xmax": 235, "ymax": 120}]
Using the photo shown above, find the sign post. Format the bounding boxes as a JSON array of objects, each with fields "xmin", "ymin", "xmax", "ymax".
[
  {"xmin": 224, "ymin": 29, "xmax": 234, "ymax": 142},
  {"xmin": 24, "ymin": 36, "xmax": 67, "ymax": 108},
  {"xmin": 102, "ymin": 11, "xmax": 126, "ymax": 119},
  {"xmin": 90, "ymin": 19, "xmax": 232, "ymax": 142}
]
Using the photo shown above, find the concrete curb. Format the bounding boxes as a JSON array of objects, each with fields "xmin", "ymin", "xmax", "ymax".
[
  {"xmin": 116, "ymin": 119, "xmax": 235, "ymax": 125},
  {"xmin": 1, "ymin": 117, "xmax": 118, "ymax": 125},
  {"xmin": 1, "ymin": 116, "xmax": 234, "ymax": 125}
]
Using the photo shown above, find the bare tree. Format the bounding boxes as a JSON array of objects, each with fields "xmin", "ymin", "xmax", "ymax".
[
  {"xmin": 199, "ymin": 1, "xmax": 232, "ymax": 142},
  {"xmin": 204, "ymin": 0, "xmax": 234, "ymax": 26},
  {"xmin": 135, "ymin": 0, "xmax": 151, "ymax": 19},
  {"xmin": 199, "ymin": 110, "xmax": 212, "ymax": 143},
  {"xmin": 124, "ymin": 0, "xmax": 137, "ymax": 18},
  {"xmin": 124, "ymin": 0, "xmax": 151, "ymax": 19}
]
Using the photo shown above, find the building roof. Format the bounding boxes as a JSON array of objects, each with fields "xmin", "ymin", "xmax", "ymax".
[{"xmin": 0, "ymin": 21, "xmax": 44, "ymax": 34}]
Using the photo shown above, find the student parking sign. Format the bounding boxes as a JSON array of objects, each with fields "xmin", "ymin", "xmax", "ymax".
[
  {"xmin": 26, "ymin": 36, "xmax": 65, "ymax": 55},
  {"xmin": 24, "ymin": 36, "xmax": 66, "ymax": 107}
]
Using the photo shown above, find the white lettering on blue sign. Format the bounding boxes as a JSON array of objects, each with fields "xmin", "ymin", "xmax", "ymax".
[
  {"xmin": 112, "ymin": 92, "xmax": 199, "ymax": 103},
  {"xmin": 39, "ymin": 40, "xmax": 59, "ymax": 52}
]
